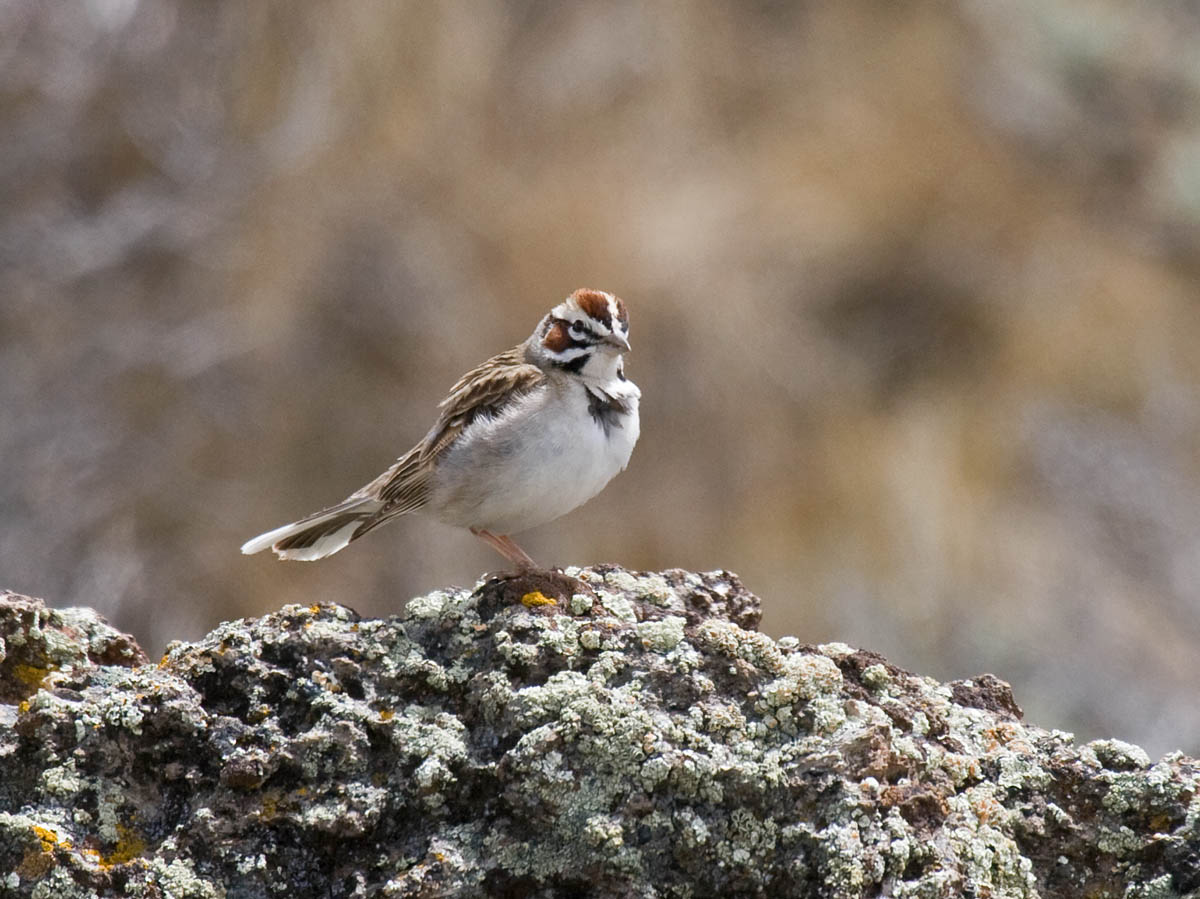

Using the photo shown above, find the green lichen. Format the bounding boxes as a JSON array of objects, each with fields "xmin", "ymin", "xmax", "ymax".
[
  {"xmin": 635, "ymin": 615, "xmax": 685, "ymax": 652},
  {"xmin": 860, "ymin": 663, "xmax": 891, "ymax": 692},
  {"xmin": 144, "ymin": 857, "xmax": 224, "ymax": 899},
  {"xmin": 1123, "ymin": 874, "xmax": 1181, "ymax": 899},
  {"xmin": 597, "ymin": 590, "xmax": 637, "ymax": 623},
  {"xmin": 3, "ymin": 574, "xmax": 1198, "ymax": 898},
  {"xmin": 1088, "ymin": 739, "xmax": 1153, "ymax": 771},
  {"xmin": 997, "ymin": 754, "xmax": 1051, "ymax": 791}
]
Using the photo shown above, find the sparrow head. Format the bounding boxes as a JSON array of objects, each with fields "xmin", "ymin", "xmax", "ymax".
[{"xmin": 535, "ymin": 288, "xmax": 631, "ymax": 375}]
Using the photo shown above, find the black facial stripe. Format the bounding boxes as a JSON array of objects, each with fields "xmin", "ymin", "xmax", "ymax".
[
  {"xmin": 556, "ymin": 318, "xmax": 598, "ymax": 347},
  {"xmin": 570, "ymin": 320, "xmax": 598, "ymax": 340},
  {"xmin": 558, "ymin": 354, "xmax": 590, "ymax": 374}
]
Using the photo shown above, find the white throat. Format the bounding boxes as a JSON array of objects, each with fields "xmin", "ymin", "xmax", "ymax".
[{"xmin": 578, "ymin": 348, "xmax": 625, "ymax": 387}]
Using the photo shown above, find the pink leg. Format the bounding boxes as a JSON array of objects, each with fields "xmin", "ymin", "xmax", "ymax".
[
  {"xmin": 497, "ymin": 534, "xmax": 538, "ymax": 568},
  {"xmin": 471, "ymin": 528, "xmax": 537, "ymax": 569}
]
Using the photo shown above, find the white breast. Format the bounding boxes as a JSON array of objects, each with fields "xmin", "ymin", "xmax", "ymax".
[{"xmin": 427, "ymin": 377, "xmax": 640, "ymax": 535}]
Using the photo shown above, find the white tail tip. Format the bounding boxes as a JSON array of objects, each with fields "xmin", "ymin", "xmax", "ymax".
[{"xmin": 241, "ymin": 502, "xmax": 380, "ymax": 561}]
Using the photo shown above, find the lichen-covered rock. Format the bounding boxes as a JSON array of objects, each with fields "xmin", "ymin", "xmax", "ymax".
[
  {"xmin": 1, "ymin": 571, "xmax": 1198, "ymax": 898},
  {"xmin": 0, "ymin": 591, "xmax": 146, "ymax": 706}
]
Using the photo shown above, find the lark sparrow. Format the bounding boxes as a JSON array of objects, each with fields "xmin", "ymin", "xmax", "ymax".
[{"xmin": 241, "ymin": 288, "xmax": 640, "ymax": 568}]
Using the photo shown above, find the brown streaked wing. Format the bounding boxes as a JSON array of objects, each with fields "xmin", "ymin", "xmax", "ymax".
[
  {"xmin": 361, "ymin": 443, "xmax": 429, "ymax": 515},
  {"xmin": 374, "ymin": 346, "xmax": 544, "ymax": 506}
]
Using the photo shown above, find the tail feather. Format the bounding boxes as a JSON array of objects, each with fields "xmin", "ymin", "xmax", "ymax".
[{"xmin": 241, "ymin": 498, "xmax": 383, "ymax": 561}]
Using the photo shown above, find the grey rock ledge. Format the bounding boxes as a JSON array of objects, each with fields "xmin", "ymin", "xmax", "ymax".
[{"xmin": 1, "ymin": 568, "xmax": 1198, "ymax": 898}]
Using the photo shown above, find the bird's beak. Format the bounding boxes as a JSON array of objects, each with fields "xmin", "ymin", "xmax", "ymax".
[{"xmin": 605, "ymin": 332, "xmax": 631, "ymax": 352}]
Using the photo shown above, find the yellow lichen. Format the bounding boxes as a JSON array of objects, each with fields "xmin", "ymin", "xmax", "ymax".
[
  {"xmin": 521, "ymin": 591, "xmax": 557, "ymax": 608},
  {"xmin": 12, "ymin": 663, "xmax": 54, "ymax": 688},
  {"xmin": 99, "ymin": 822, "xmax": 147, "ymax": 867},
  {"xmin": 378, "ymin": 708, "xmax": 395, "ymax": 721},
  {"xmin": 32, "ymin": 825, "xmax": 65, "ymax": 851},
  {"xmin": 15, "ymin": 825, "xmax": 69, "ymax": 878}
]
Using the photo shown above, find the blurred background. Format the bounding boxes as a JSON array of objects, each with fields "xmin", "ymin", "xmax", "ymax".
[{"xmin": 3, "ymin": 0, "xmax": 1200, "ymax": 758}]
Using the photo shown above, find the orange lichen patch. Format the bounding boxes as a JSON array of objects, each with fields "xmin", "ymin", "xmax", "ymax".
[
  {"xmin": 521, "ymin": 591, "xmax": 557, "ymax": 608},
  {"xmin": 970, "ymin": 791, "xmax": 1004, "ymax": 824},
  {"xmin": 309, "ymin": 604, "xmax": 321, "ymax": 614},
  {"xmin": 981, "ymin": 723, "xmax": 1023, "ymax": 751},
  {"xmin": 17, "ymin": 699, "xmax": 30, "ymax": 715},
  {"xmin": 378, "ymin": 708, "xmax": 395, "ymax": 721}
]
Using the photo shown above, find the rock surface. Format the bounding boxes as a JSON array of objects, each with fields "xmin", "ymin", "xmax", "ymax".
[{"xmin": 1, "ymin": 570, "xmax": 1198, "ymax": 898}]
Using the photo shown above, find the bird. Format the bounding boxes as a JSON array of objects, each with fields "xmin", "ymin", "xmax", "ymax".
[{"xmin": 241, "ymin": 288, "xmax": 640, "ymax": 570}]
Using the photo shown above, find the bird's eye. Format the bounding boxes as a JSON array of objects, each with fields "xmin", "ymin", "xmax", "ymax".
[{"xmin": 570, "ymin": 321, "xmax": 586, "ymax": 335}]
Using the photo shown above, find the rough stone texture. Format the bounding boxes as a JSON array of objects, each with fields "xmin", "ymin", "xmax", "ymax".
[{"xmin": 1, "ymin": 571, "xmax": 1198, "ymax": 899}]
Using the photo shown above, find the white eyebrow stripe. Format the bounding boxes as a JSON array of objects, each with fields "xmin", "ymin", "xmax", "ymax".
[{"xmin": 552, "ymin": 345, "xmax": 591, "ymax": 358}]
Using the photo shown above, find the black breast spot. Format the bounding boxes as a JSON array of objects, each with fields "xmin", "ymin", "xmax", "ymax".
[{"xmin": 585, "ymin": 386, "xmax": 630, "ymax": 437}]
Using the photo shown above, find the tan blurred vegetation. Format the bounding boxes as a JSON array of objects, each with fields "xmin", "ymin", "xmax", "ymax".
[{"xmin": 3, "ymin": 0, "xmax": 1200, "ymax": 756}]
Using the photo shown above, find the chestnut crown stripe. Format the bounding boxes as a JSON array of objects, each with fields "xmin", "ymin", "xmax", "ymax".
[
  {"xmin": 573, "ymin": 289, "xmax": 615, "ymax": 329},
  {"xmin": 571, "ymin": 288, "xmax": 629, "ymax": 331}
]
